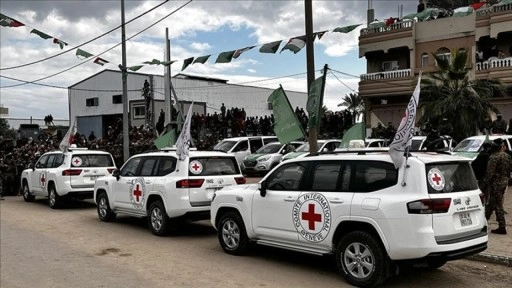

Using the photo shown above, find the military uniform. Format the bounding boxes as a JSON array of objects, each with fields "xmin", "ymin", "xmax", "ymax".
[{"xmin": 483, "ymin": 150, "xmax": 511, "ymax": 233}]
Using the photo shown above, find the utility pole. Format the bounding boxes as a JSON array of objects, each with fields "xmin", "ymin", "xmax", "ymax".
[
  {"xmin": 121, "ymin": 0, "xmax": 129, "ymax": 162},
  {"xmin": 164, "ymin": 28, "xmax": 172, "ymax": 128},
  {"xmin": 305, "ymin": 0, "xmax": 317, "ymax": 154}
]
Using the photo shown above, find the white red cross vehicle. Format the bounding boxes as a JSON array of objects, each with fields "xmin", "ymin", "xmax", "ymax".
[
  {"xmin": 93, "ymin": 150, "xmax": 245, "ymax": 236},
  {"xmin": 21, "ymin": 147, "xmax": 116, "ymax": 209},
  {"xmin": 211, "ymin": 149, "xmax": 488, "ymax": 287}
]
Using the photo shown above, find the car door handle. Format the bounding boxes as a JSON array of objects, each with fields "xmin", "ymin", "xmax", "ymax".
[
  {"xmin": 125, "ymin": 181, "xmax": 132, "ymax": 184},
  {"xmin": 330, "ymin": 199, "xmax": 344, "ymax": 204},
  {"xmin": 145, "ymin": 181, "xmax": 151, "ymax": 184},
  {"xmin": 284, "ymin": 197, "xmax": 296, "ymax": 202}
]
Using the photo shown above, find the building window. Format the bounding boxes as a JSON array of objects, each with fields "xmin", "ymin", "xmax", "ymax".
[
  {"xmin": 86, "ymin": 98, "xmax": 99, "ymax": 107},
  {"xmin": 267, "ymin": 102, "xmax": 273, "ymax": 110},
  {"xmin": 112, "ymin": 95, "xmax": 122, "ymax": 104},
  {"xmin": 133, "ymin": 105, "xmax": 145, "ymax": 119},
  {"xmin": 435, "ymin": 47, "xmax": 451, "ymax": 66},
  {"xmin": 382, "ymin": 60, "xmax": 399, "ymax": 71},
  {"xmin": 421, "ymin": 53, "xmax": 429, "ymax": 68}
]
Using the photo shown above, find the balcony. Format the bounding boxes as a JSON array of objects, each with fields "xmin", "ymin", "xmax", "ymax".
[
  {"xmin": 476, "ymin": 57, "xmax": 512, "ymax": 70},
  {"xmin": 476, "ymin": 3, "xmax": 512, "ymax": 17},
  {"xmin": 360, "ymin": 21, "xmax": 414, "ymax": 36},
  {"xmin": 359, "ymin": 69, "xmax": 414, "ymax": 98},
  {"xmin": 360, "ymin": 69, "xmax": 412, "ymax": 81}
]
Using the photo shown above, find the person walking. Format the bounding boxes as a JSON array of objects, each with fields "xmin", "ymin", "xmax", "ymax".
[
  {"xmin": 472, "ymin": 142, "xmax": 492, "ymax": 193},
  {"xmin": 483, "ymin": 138, "xmax": 511, "ymax": 234}
]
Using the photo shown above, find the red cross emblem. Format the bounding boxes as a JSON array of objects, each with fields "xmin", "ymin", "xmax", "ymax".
[
  {"xmin": 40, "ymin": 174, "xmax": 46, "ymax": 187},
  {"xmin": 432, "ymin": 173, "xmax": 442, "ymax": 185},
  {"xmin": 74, "ymin": 158, "xmax": 81, "ymax": 165},
  {"xmin": 192, "ymin": 163, "xmax": 200, "ymax": 171},
  {"xmin": 133, "ymin": 184, "xmax": 142, "ymax": 202},
  {"xmin": 302, "ymin": 203, "xmax": 321, "ymax": 230}
]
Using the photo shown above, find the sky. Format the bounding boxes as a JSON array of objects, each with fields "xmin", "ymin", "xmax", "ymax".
[{"xmin": 0, "ymin": 0, "xmax": 418, "ymax": 120}]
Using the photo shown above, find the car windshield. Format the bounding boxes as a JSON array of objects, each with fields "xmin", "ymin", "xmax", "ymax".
[
  {"xmin": 453, "ymin": 139, "xmax": 483, "ymax": 152},
  {"xmin": 411, "ymin": 139, "xmax": 424, "ymax": 150},
  {"xmin": 295, "ymin": 141, "xmax": 326, "ymax": 152},
  {"xmin": 256, "ymin": 143, "xmax": 282, "ymax": 154},
  {"xmin": 425, "ymin": 162, "xmax": 477, "ymax": 193},
  {"xmin": 213, "ymin": 140, "xmax": 237, "ymax": 152}
]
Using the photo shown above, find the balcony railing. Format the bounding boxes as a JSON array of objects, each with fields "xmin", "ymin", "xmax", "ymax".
[
  {"xmin": 360, "ymin": 69, "xmax": 412, "ymax": 80},
  {"xmin": 476, "ymin": 3, "xmax": 512, "ymax": 17},
  {"xmin": 476, "ymin": 58, "xmax": 512, "ymax": 70},
  {"xmin": 360, "ymin": 21, "xmax": 414, "ymax": 36}
]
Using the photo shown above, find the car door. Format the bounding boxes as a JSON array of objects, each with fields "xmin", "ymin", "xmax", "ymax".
[
  {"xmin": 30, "ymin": 154, "xmax": 49, "ymax": 195},
  {"xmin": 252, "ymin": 162, "xmax": 307, "ymax": 243},
  {"xmin": 231, "ymin": 140, "xmax": 249, "ymax": 164},
  {"xmin": 297, "ymin": 161, "xmax": 354, "ymax": 250},
  {"xmin": 111, "ymin": 157, "xmax": 142, "ymax": 210}
]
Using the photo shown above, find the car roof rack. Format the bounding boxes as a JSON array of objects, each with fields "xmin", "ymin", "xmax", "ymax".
[{"xmin": 315, "ymin": 148, "xmax": 454, "ymax": 156}]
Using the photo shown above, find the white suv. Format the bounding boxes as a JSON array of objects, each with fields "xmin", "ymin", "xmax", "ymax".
[
  {"xmin": 21, "ymin": 147, "xmax": 116, "ymax": 209},
  {"xmin": 211, "ymin": 150, "xmax": 488, "ymax": 287},
  {"xmin": 94, "ymin": 150, "xmax": 245, "ymax": 236}
]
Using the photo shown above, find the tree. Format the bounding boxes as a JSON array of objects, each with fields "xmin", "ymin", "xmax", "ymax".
[
  {"xmin": 419, "ymin": 48, "xmax": 505, "ymax": 141},
  {"xmin": 338, "ymin": 93, "xmax": 364, "ymax": 123}
]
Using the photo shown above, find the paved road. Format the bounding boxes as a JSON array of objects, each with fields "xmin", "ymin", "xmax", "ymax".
[{"xmin": 1, "ymin": 194, "xmax": 511, "ymax": 288}]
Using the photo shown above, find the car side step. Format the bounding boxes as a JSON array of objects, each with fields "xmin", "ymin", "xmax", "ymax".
[{"xmin": 256, "ymin": 240, "xmax": 330, "ymax": 256}]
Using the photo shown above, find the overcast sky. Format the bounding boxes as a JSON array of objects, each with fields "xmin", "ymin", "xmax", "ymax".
[{"xmin": 0, "ymin": 0, "xmax": 417, "ymax": 119}]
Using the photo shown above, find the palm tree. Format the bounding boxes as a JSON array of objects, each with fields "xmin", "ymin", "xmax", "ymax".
[
  {"xmin": 338, "ymin": 93, "xmax": 364, "ymax": 123},
  {"xmin": 419, "ymin": 48, "xmax": 505, "ymax": 141}
]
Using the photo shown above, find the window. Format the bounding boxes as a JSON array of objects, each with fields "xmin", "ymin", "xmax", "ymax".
[
  {"xmin": 157, "ymin": 157, "xmax": 177, "ymax": 176},
  {"xmin": 86, "ymin": 98, "xmax": 99, "ymax": 107},
  {"xmin": 232, "ymin": 140, "xmax": 248, "ymax": 152},
  {"xmin": 139, "ymin": 157, "xmax": 158, "ymax": 176},
  {"xmin": 268, "ymin": 102, "xmax": 273, "ymax": 110},
  {"xmin": 53, "ymin": 154, "xmax": 65, "ymax": 168},
  {"xmin": 35, "ymin": 155, "xmax": 49, "ymax": 169},
  {"xmin": 310, "ymin": 162, "xmax": 342, "ymax": 192},
  {"xmin": 353, "ymin": 161, "xmax": 398, "ymax": 192},
  {"xmin": 45, "ymin": 154, "xmax": 57, "ymax": 168},
  {"xmin": 421, "ymin": 53, "xmax": 429, "ymax": 68},
  {"xmin": 133, "ymin": 105, "xmax": 145, "ymax": 119},
  {"xmin": 120, "ymin": 157, "xmax": 142, "ymax": 176},
  {"xmin": 266, "ymin": 162, "xmax": 306, "ymax": 191},
  {"xmin": 382, "ymin": 60, "xmax": 399, "ymax": 71},
  {"xmin": 189, "ymin": 157, "xmax": 240, "ymax": 176},
  {"xmin": 112, "ymin": 95, "xmax": 122, "ymax": 104},
  {"xmin": 435, "ymin": 48, "xmax": 451, "ymax": 66},
  {"xmin": 425, "ymin": 162, "xmax": 477, "ymax": 194},
  {"xmin": 72, "ymin": 154, "xmax": 114, "ymax": 167},
  {"xmin": 249, "ymin": 139, "xmax": 264, "ymax": 153}
]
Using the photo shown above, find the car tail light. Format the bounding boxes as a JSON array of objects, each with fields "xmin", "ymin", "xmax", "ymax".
[
  {"xmin": 235, "ymin": 177, "xmax": 246, "ymax": 184},
  {"xmin": 479, "ymin": 193, "xmax": 485, "ymax": 205},
  {"xmin": 176, "ymin": 179, "xmax": 204, "ymax": 188},
  {"xmin": 107, "ymin": 168, "xmax": 116, "ymax": 174},
  {"xmin": 62, "ymin": 169, "xmax": 82, "ymax": 176},
  {"xmin": 407, "ymin": 198, "xmax": 451, "ymax": 214}
]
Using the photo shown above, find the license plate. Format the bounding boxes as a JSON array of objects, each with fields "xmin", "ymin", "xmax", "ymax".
[
  {"xmin": 90, "ymin": 176, "xmax": 98, "ymax": 181},
  {"xmin": 459, "ymin": 212, "xmax": 472, "ymax": 227}
]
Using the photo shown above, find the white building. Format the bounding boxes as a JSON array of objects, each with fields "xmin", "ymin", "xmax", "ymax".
[{"xmin": 68, "ymin": 70, "xmax": 308, "ymax": 137}]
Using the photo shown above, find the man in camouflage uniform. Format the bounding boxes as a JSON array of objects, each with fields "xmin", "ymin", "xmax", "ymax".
[{"xmin": 483, "ymin": 138, "xmax": 511, "ymax": 234}]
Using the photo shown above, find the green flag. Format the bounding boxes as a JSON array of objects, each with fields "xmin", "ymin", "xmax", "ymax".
[
  {"xmin": 268, "ymin": 86, "xmax": 305, "ymax": 144},
  {"xmin": 128, "ymin": 65, "xmax": 143, "ymax": 72},
  {"xmin": 259, "ymin": 40, "xmax": 282, "ymax": 54},
  {"xmin": 333, "ymin": 24, "xmax": 361, "ymax": 33},
  {"xmin": 340, "ymin": 123, "xmax": 365, "ymax": 148},
  {"xmin": 30, "ymin": 29, "xmax": 52, "ymax": 39},
  {"xmin": 215, "ymin": 50, "xmax": 235, "ymax": 63},
  {"xmin": 143, "ymin": 59, "xmax": 161, "ymax": 65},
  {"xmin": 306, "ymin": 74, "xmax": 326, "ymax": 129},
  {"xmin": 154, "ymin": 129, "xmax": 176, "ymax": 149},
  {"xmin": 76, "ymin": 48, "xmax": 94, "ymax": 59},
  {"xmin": 193, "ymin": 55, "xmax": 210, "ymax": 64},
  {"xmin": 161, "ymin": 60, "xmax": 176, "ymax": 66},
  {"xmin": 181, "ymin": 57, "xmax": 194, "ymax": 71}
]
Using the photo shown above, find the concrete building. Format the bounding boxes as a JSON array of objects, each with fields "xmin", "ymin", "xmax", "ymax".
[
  {"xmin": 68, "ymin": 70, "xmax": 308, "ymax": 137},
  {"xmin": 358, "ymin": 2, "xmax": 512, "ymax": 127}
]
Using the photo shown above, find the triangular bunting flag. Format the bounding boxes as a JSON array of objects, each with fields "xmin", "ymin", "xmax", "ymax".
[
  {"xmin": 30, "ymin": 29, "xmax": 52, "ymax": 39},
  {"xmin": 259, "ymin": 40, "xmax": 282, "ymax": 54},
  {"xmin": 314, "ymin": 30, "xmax": 328, "ymax": 40},
  {"xmin": 143, "ymin": 59, "xmax": 161, "ymax": 65},
  {"xmin": 193, "ymin": 55, "xmax": 210, "ymax": 64},
  {"xmin": 53, "ymin": 38, "xmax": 68, "ymax": 49},
  {"xmin": 128, "ymin": 65, "xmax": 143, "ymax": 72},
  {"xmin": 181, "ymin": 57, "xmax": 194, "ymax": 71},
  {"xmin": 280, "ymin": 35, "xmax": 306, "ymax": 54},
  {"xmin": 333, "ymin": 24, "xmax": 362, "ymax": 33},
  {"xmin": 233, "ymin": 46, "xmax": 255, "ymax": 59},
  {"xmin": 93, "ymin": 57, "xmax": 109, "ymax": 66},
  {"xmin": 215, "ymin": 50, "xmax": 236, "ymax": 63},
  {"xmin": 76, "ymin": 49, "xmax": 94, "ymax": 59},
  {"xmin": 0, "ymin": 13, "xmax": 24, "ymax": 27},
  {"xmin": 161, "ymin": 60, "xmax": 176, "ymax": 66}
]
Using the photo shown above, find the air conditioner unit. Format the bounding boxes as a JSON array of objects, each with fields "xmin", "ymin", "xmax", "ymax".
[{"xmin": 382, "ymin": 61, "xmax": 399, "ymax": 71}]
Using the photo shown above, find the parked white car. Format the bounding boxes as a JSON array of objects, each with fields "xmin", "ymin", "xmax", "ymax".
[
  {"xmin": 452, "ymin": 135, "xmax": 512, "ymax": 159},
  {"xmin": 211, "ymin": 150, "xmax": 487, "ymax": 287},
  {"xmin": 93, "ymin": 150, "xmax": 245, "ymax": 236},
  {"xmin": 213, "ymin": 136, "xmax": 278, "ymax": 164},
  {"xmin": 241, "ymin": 141, "xmax": 304, "ymax": 175},
  {"xmin": 21, "ymin": 147, "xmax": 116, "ymax": 209}
]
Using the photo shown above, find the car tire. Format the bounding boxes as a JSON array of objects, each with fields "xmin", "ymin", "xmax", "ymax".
[
  {"xmin": 97, "ymin": 192, "xmax": 116, "ymax": 222},
  {"xmin": 218, "ymin": 211, "xmax": 249, "ymax": 256},
  {"xmin": 48, "ymin": 184, "xmax": 61, "ymax": 209},
  {"xmin": 22, "ymin": 182, "xmax": 35, "ymax": 202},
  {"xmin": 336, "ymin": 231, "xmax": 389, "ymax": 288},
  {"xmin": 148, "ymin": 200, "xmax": 169, "ymax": 236}
]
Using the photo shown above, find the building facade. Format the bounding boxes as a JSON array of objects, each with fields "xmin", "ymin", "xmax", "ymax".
[
  {"xmin": 358, "ymin": 2, "xmax": 512, "ymax": 128},
  {"xmin": 68, "ymin": 70, "xmax": 308, "ymax": 137}
]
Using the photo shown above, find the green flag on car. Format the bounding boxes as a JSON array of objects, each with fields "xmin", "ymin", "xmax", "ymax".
[
  {"xmin": 341, "ymin": 122, "xmax": 365, "ymax": 148},
  {"xmin": 154, "ymin": 129, "xmax": 176, "ymax": 149}
]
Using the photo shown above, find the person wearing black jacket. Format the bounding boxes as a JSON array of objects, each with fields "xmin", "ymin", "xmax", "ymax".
[{"xmin": 472, "ymin": 142, "xmax": 492, "ymax": 194}]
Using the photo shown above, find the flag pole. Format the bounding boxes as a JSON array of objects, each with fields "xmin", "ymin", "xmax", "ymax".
[
  {"xmin": 401, "ymin": 145, "xmax": 410, "ymax": 186},
  {"xmin": 121, "ymin": 0, "xmax": 130, "ymax": 162}
]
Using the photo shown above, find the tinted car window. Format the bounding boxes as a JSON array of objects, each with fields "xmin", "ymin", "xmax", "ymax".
[
  {"xmin": 353, "ymin": 161, "xmax": 398, "ymax": 192},
  {"xmin": 425, "ymin": 162, "xmax": 477, "ymax": 193},
  {"xmin": 45, "ymin": 154, "xmax": 57, "ymax": 168},
  {"xmin": 139, "ymin": 157, "xmax": 158, "ymax": 176},
  {"xmin": 233, "ymin": 140, "xmax": 248, "ymax": 152},
  {"xmin": 266, "ymin": 162, "xmax": 306, "ymax": 191},
  {"xmin": 157, "ymin": 156, "xmax": 177, "ymax": 176},
  {"xmin": 189, "ymin": 157, "xmax": 240, "ymax": 176},
  {"xmin": 310, "ymin": 162, "xmax": 342, "ymax": 192},
  {"xmin": 35, "ymin": 155, "xmax": 49, "ymax": 169},
  {"xmin": 53, "ymin": 154, "xmax": 65, "ymax": 168},
  {"xmin": 213, "ymin": 140, "xmax": 237, "ymax": 152},
  {"xmin": 72, "ymin": 154, "xmax": 114, "ymax": 167},
  {"xmin": 121, "ymin": 157, "xmax": 142, "ymax": 176},
  {"xmin": 249, "ymin": 139, "xmax": 263, "ymax": 153}
]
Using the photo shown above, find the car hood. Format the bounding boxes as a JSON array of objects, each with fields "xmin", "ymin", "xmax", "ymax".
[
  {"xmin": 282, "ymin": 152, "xmax": 307, "ymax": 160},
  {"xmin": 244, "ymin": 154, "xmax": 265, "ymax": 162},
  {"xmin": 452, "ymin": 151, "xmax": 478, "ymax": 160}
]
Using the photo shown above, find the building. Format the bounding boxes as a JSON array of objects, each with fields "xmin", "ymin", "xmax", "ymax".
[
  {"xmin": 358, "ymin": 2, "xmax": 512, "ymax": 127},
  {"xmin": 68, "ymin": 70, "xmax": 308, "ymax": 137}
]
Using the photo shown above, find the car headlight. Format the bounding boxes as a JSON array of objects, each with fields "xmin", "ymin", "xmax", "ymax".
[{"xmin": 258, "ymin": 156, "xmax": 271, "ymax": 162}]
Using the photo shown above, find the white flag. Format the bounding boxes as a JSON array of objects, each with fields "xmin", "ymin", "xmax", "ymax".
[
  {"xmin": 389, "ymin": 73, "xmax": 422, "ymax": 169},
  {"xmin": 176, "ymin": 102, "xmax": 194, "ymax": 161},
  {"xmin": 59, "ymin": 118, "xmax": 77, "ymax": 152}
]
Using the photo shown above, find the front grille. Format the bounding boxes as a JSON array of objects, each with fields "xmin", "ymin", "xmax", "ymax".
[{"xmin": 244, "ymin": 161, "xmax": 256, "ymax": 168}]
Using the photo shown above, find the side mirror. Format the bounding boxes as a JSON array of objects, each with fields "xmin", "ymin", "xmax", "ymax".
[
  {"xmin": 259, "ymin": 180, "xmax": 267, "ymax": 197},
  {"xmin": 30, "ymin": 163, "xmax": 35, "ymax": 171},
  {"xmin": 112, "ymin": 169, "xmax": 120, "ymax": 181}
]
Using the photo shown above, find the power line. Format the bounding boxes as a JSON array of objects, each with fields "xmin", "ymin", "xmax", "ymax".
[
  {"xmin": 329, "ymin": 67, "xmax": 413, "ymax": 88},
  {"xmin": 0, "ymin": 0, "xmax": 193, "ymax": 89},
  {"xmin": 0, "ymin": 0, "xmax": 171, "ymax": 71},
  {"xmin": 328, "ymin": 69, "xmax": 358, "ymax": 93}
]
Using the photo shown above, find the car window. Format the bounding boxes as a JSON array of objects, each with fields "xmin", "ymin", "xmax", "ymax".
[
  {"xmin": 53, "ymin": 154, "xmax": 65, "ymax": 168},
  {"xmin": 256, "ymin": 143, "xmax": 282, "ymax": 154},
  {"xmin": 425, "ymin": 162, "xmax": 477, "ymax": 193},
  {"xmin": 213, "ymin": 140, "xmax": 237, "ymax": 152},
  {"xmin": 309, "ymin": 162, "xmax": 342, "ymax": 192},
  {"xmin": 72, "ymin": 154, "xmax": 114, "ymax": 167},
  {"xmin": 157, "ymin": 156, "xmax": 177, "ymax": 176},
  {"xmin": 353, "ymin": 161, "xmax": 398, "ymax": 192},
  {"xmin": 263, "ymin": 137, "xmax": 278, "ymax": 145},
  {"xmin": 35, "ymin": 155, "xmax": 49, "ymax": 169},
  {"xmin": 121, "ymin": 157, "xmax": 142, "ymax": 177},
  {"xmin": 266, "ymin": 162, "xmax": 306, "ymax": 191},
  {"xmin": 189, "ymin": 157, "xmax": 240, "ymax": 176},
  {"xmin": 139, "ymin": 157, "xmax": 158, "ymax": 176},
  {"xmin": 249, "ymin": 139, "xmax": 264, "ymax": 153},
  {"xmin": 233, "ymin": 140, "xmax": 248, "ymax": 152},
  {"xmin": 45, "ymin": 154, "xmax": 57, "ymax": 168},
  {"xmin": 411, "ymin": 139, "xmax": 424, "ymax": 150}
]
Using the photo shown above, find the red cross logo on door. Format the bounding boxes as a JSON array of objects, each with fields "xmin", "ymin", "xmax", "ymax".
[
  {"xmin": 302, "ymin": 203, "xmax": 321, "ymax": 230},
  {"xmin": 40, "ymin": 174, "xmax": 46, "ymax": 187},
  {"xmin": 432, "ymin": 173, "xmax": 441, "ymax": 185},
  {"xmin": 133, "ymin": 184, "xmax": 142, "ymax": 202}
]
